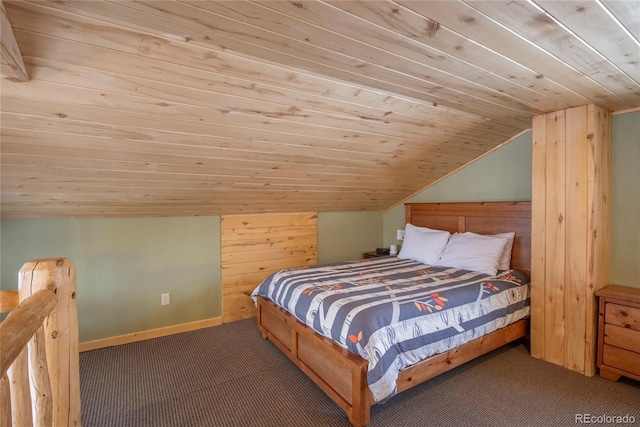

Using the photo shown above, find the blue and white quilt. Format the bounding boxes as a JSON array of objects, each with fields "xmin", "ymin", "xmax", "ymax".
[{"xmin": 251, "ymin": 256, "xmax": 530, "ymax": 402}]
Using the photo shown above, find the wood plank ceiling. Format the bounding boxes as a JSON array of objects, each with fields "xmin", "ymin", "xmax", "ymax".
[{"xmin": 1, "ymin": 0, "xmax": 638, "ymax": 218}]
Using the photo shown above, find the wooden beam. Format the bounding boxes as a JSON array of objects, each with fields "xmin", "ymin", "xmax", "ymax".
[{"xmin": 0, "ymin": 1, "xmax": 28, "ymax": 81}]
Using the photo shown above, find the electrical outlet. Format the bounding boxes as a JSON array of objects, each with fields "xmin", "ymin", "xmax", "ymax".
[
  {"xmin": 397, "ymin": 229, "xmax": 405, "ymax": 240},
  {"xmin": 161, "ymin": 293, "xmax": 170, "ymax": 306}
]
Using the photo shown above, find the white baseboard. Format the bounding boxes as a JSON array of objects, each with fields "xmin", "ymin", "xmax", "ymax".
[{"xmin": 79, "ymin": 317, "xmax": 223, "ymax": 352}]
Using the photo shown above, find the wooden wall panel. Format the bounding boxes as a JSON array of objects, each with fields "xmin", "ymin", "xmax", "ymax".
[
  {"xmin": 221, "ymin": 212, "xmax": 317, "ymax": 323},
  {"xmin": 564, "ymin": 105, "xmax": 588, "ymax": 373},
  {"xmin": 531, "ymin": 115, "xmax": 547, "ymax": 359},
  {"xmin": 530, "ymin": 114, "xmax": 547, "ymax": 359},
  {"xmin": 585, "ymin": 105, "xmax": 612, "ymax": 374},
  {"xmin": 531, "ymin": 104, "xmax": 611, "ymax": 376},
  {"xmin": 543, "ymin": 111, "xmax": 566, "ymax": 367}
]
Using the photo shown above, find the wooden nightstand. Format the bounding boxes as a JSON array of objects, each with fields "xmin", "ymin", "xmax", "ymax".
[
  {"xmin": 362, "ymin": 251, "xmax": 385, "ymax": 259},
  {"xmin": 596, "ymin": 285, "xmax": 640, "ymax": 382}
]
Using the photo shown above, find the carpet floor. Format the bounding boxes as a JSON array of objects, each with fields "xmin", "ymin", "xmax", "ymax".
[{"xmin": 80, "ymin": 319, "xmax": 640, "ymax": 427}]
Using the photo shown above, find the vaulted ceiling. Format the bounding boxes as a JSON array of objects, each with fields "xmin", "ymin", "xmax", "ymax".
[{"xmin": 1, "ymin": 0, "xmax": 639, "ymax": 218}]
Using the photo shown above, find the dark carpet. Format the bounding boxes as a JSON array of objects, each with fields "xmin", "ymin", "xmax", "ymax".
[{"xmin": 80, "ymin": 319, "xmax": 640, "ymax": 427}]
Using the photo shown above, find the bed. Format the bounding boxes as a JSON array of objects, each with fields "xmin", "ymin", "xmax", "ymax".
[{"xmin": 253, "ymin": 201, "xmax": 531, "ymax": 426}]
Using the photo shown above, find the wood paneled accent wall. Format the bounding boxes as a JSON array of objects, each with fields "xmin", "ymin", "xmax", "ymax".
[
  {"xmin": 221, "ymin": 212, "xmax": 317, "ymax": 323},
  {"xmin": 531, "ymin": 104, "xmax": 611, "ymax": 376}
]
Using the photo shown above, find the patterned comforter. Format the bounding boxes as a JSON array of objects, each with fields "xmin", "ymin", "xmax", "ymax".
[{"xmin": 251, "ymin": 256, "xmax": 530, "ymax": 402}]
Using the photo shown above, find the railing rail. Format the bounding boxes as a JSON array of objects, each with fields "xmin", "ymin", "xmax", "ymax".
[
  {"xmin": 0, "ymin": 258, "xmax": 80, "ymax": 426},
  {"xmin": 0, "ymin": 291, "xmax": 19, "ymax": 314}
]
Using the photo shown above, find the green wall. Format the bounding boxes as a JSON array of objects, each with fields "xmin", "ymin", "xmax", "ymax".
[
  {"xmin": 0, "ymin": 211, "xmax": 381, "ymax": 342},
  {"xmin": 1, "ymin": 216, "xmax": 221, "ymax": 342},
  {"xmin": 610, "ymin": 111, "xmax": 640, "ymax": 286},
  {"xmin": 317, "ymin": 211, "xmax": 382, "ymax": 264}
]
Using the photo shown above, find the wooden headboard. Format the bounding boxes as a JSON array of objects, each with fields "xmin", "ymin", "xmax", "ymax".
[{"xmin": 405, "ymin": 202, "xmax": 531, "ymax": 274}]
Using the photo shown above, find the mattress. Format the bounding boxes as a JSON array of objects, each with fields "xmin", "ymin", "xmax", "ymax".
[{"xmin": 252, "ymin": 256, "xmax": 530, "ymax": 402}]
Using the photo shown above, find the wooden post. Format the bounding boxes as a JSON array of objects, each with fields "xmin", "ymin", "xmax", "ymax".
[
  {"xmin": 18, "ymin": 258, "xmax": 80, "ymax": 426},
  {"xmin": 0, "ymin": 374, "xmax": 11, "ymax": 427},
  {"xmin": 29, "ymin": 326, "xmax": 54, "ymax": 426},
  {"xmin": 7, "ymin": 350, "xmax": 32, "ymax": 426},
  {"xmin": 530, "ymin": 105, "xmax": 611, "ymax": 376}
]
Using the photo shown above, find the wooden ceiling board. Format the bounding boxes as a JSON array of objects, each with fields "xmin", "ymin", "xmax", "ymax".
[
  {"xmin": 189, "ymin": 0, "xmax": 561, "ymax": 114},
  {"xmin": 89, "ymin": 0, "xmax": 536, "ymax": 120},
  {"xmin": 532, "ymin": 0, "xmax": 640, "ymax": 83},
  {"xmin": 0, "ymin": 1, "xmax": 28, "ymax": 81},
  {"xmin": 601, "ymin": 0, "xmax": 640, "ymax": 41},
  {"xmin": 325, "ymin": 0, "xmax": 593, "ymax": 107},
  {"xmin": 2, "ymin": 98, "xmax": 492, "ymax": 166},
  {"xmin": 463, "ymin": 1, "xmax": 640, "ymax": 105},
  {"xmin": 5, "ymin": 3, "xmax": 466, "ymax": 124},
  {"xmin": 253, "ymin": 0, "xmax": 580, "ymax": 112},
  {"xmin": 398, "ymin": 0, "xmax": 638, "ymax": 110},
  {"xmin": 1, "ymin": 0, "xmax": 638, "ymax": 219},
  {"xmin": 42, "ymin": 0, "xmax": 477, "ymax": 111},
  {"xmin": 4, "ymin": 4, "xmax": 522, "ymax": 136}
]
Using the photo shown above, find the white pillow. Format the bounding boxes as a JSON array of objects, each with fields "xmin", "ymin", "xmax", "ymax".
[
  {"xmin": 438, "ymin": 232, "xmax": 511, "ymax": 276},
  {"xmin": 448, "ymin": 232, "xmax": 516, "ymax": 270},
  {"xmin": 397, "ymin": 223, "xmax": 450, "ymax": 265},
  {"xmin": 493, "ymin": 232, "xmax": 515, "ymax": 270}
]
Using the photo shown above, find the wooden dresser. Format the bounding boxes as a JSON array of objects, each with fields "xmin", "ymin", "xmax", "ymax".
[{"xmin": 596, "ymin": 285, "xmax": 640, "ymax": 382}]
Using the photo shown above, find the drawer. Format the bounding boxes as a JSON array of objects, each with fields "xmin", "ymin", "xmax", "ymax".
[
  {"xmin": 602, "ymin": 344, "xmax": 640, "ymax": 376},
  {"xmin": 604, "ymin": 324, "xmax": 640, "ymax": 353},
  {"xmin": 605, "ymin": 303, "xmax": 640, "ymax": 331}
]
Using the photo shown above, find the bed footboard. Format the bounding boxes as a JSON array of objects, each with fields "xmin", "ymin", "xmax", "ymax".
[
  {"xmin": 257, "ymin": 296, "xmax": 529, "ymax": 426},
  {"xmin": 256, "ymin": 296, "xmax": 372, "ymax": 426}
]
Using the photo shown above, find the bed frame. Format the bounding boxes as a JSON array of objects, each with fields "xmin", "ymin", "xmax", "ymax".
[{"xmin": 256, "ymin": 201, "xmax": 531, "ymax": 426}]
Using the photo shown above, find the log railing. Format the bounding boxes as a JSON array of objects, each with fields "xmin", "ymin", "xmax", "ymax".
[{"xmin": 0, "ymin": 258, "xmax": 81, "ymax": 426}]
